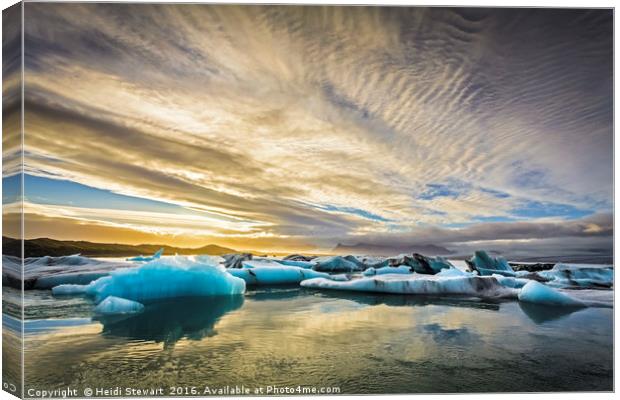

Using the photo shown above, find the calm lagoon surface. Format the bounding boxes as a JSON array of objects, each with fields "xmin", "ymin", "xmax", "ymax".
[{"xmin": 9, "ymin": 285, "xmax": 613, "ymax": 394}]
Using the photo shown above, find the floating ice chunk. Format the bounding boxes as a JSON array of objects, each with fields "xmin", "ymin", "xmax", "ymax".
[
  {"xmin": 36, "ymin": 272, "xmax": 110, "ymax": 289},
  {"xmin": 491, "ymin": 274, "xmax": 530, "ymax": 289},
  {"xmin": 363, "ymin": 265, "xmax": 412, "ymax": 276},
  {"xmin": 538, "ymin": 264, "xmax": 613, "ymax": 289},
  {"xmin": 228, "ymin": 264, "xmax": 331, "ymax": 285},
  {"xmin": 518, "ymin": 281, "xmax": 584, "ymax": 307},
  {"xmin": 301, "ymin": 273, "xmax": 517, "ymax": 299},
  {"xmin": 343, "ymin": 255, "xmax": 370, "ymax": 269},
  {"xmin": 328, "ymin": 274, "xmax": 351, "ymax": 281},
  {"xmin": 435, "ymin": 267, "xmax": 471, "ymax": 277},
  {"xmin": 126, "ymin": 248, "xmax": 164, "ymax": 262},
  {"xmin": 69, "ymin": 256, "xmax": 245, "ymax": 303},
  {"xmin": 240, "ymin": 259, "xmax": 281, "ymax": 268},
  {"xmin": 3, "ymin": 254, "xmax": 133, "ymax": 290},
  {"xmin": 52, "ymin": 284, "xmax": 89, "ymax": 295},
  {"xmin": 558, "ymin": 288, "xmax": 613, "ymax": 308},
  {"xmin": 467, "ymin": 251, "xmax": 514, "ymax": 276},
  {"xmin": 274, "ymin": 259, "xmax": 315, "ymax": 269},
  {"xmin": 422, "ymin": 255, "xmax": 454, "ymax": 274},
  {"xmin": 282, "ymin": 254, "xmax": 316, "ymax": 262},
  {"xmin": 386, "ymin": 254, "xmax": 453, "ymax": 274},
  {"xmin": 95, "ymin": 296, "xmax": 145, "ymax": 315},
  {"xmin": 221, "ymin": 253, "xmax": 253, "ymax": 268},
  {"xmin": 313, "ymin": 256, "xmax": 361, "ymax": 272}
]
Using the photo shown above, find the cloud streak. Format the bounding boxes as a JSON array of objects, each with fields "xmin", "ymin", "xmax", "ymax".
[{"xmin": 9, "ymin": 4, "xmax": 612, "ymax": 256}]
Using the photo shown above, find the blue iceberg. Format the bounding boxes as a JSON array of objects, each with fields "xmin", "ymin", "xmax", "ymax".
[
  {"xmin": 53, "ymin": 256, "xmax": 245, "ymax": 303},
  {"xmin": 312, "ymin": 256, "xmax": 362, "ymax": 272},
  {"xmin": 518, "ymin": 281, "xmax": 584, "ymax": 307},
  {"xmin": 467, "ymin": 251, "xmax": 515, "ymax": 276},
  {"xmin": 126, "ymin": 248, "xmax": 164, "ymax": 262},
  {"xmin": 491, "ymin": 274, "xmax": 530, "ymax": 289},
  {"xmin": 363, "ymin": 265, "xmax": 413, "ymax": 276}
]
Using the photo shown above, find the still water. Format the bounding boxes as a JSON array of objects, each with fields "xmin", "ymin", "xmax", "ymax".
[{"xmin": 8, "ymin": 286, "xmax": 614, "ymax": 394}]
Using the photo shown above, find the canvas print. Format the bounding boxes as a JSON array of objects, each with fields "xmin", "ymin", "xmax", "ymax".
[{"xmin": 2, "ymin": 2, "xmax": 613, "ymax": 397}]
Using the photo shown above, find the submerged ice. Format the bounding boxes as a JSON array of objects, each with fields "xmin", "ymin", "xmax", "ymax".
[{"xmin": 95, "ymin": 296, "xmax": 145, "ymax": 315}]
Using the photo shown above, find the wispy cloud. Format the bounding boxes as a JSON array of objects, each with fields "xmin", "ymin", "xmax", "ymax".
[{"xmin": 11, "ymin": 4, "xmax": 612, "ymax": 255}]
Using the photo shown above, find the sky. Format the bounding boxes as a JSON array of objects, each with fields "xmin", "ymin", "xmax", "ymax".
[{"xmin": 3, "ymin": 4, "xmax": 613, "ymax": 257}]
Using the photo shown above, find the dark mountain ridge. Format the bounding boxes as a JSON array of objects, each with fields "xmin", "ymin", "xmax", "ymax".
[{"xmin": 2, "ymin": 237, "xmax": 237, "ymax": 258}]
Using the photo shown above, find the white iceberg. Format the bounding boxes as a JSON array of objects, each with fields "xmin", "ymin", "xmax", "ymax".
[
  {"xmin": 3, "ymin": 254, "xmax": 132, "ymax": 290},
  {"xmin": 538, "ymin": 264, "xmax": 613, "ymax": 289},
  {"xmin": 301, "ymin": 273, "xmax": 517, "ymax": 299},
  {"xmin": 53, "ymin": 256, "xmax": 245, "ymax": 303},
  {"xmin": 228, "ymin": 261, "xmax": 332, "ymax": 285},
  {"xmin": 94, "ymin": 296, "xmax": 145, "ymax": 315}
]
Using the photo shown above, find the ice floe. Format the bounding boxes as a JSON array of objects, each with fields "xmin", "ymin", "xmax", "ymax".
[
  {"xmin": 538, "ymin": 263, "xmax": 613, "ymax": 289},
  {"xmin": 301, "ymin": 273, "xmax": 518, "ymax": 299}
]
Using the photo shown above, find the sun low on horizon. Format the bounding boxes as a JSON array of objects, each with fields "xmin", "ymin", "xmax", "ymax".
[{"xmin": 2, "ymin": 4, "xmax": 613, "ymax": 258}]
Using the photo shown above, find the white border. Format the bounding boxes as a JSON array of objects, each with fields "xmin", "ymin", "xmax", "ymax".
[{"xmin": 0, "ymin": 2, "xmax": 616, "ymax": 400}]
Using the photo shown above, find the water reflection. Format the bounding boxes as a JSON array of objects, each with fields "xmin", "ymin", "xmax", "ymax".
[
  {"xmin": 245, "ymin": 285, "xmax": 307, "ymax": 301},
  {"xmin": 305, "ymin": 288, "xmax": 502, "ymax": 311},
  {"xmin": 22, "ymin": 288, "xmax": 612, "ymax": 393},
  {"xmin": 518, "ymin": 302, "xmax": 582, "ymax": 324},
  {"xmin": 96, "ymin": 295, "xmax": 244, "ymax": 347}
]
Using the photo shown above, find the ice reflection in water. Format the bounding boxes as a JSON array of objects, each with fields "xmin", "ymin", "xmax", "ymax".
[
  {"xmin": 96, "ymin": 296, "xmax": 244, "ymax": 346},
  {"xmin": 20, "ymin": 286, "xmax": 612, "ymax": 394}
]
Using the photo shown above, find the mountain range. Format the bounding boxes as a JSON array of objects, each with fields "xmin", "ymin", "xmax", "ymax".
[{"xmin": 2, "ymin": 237, "xmax": 237, "ymax": 258}]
